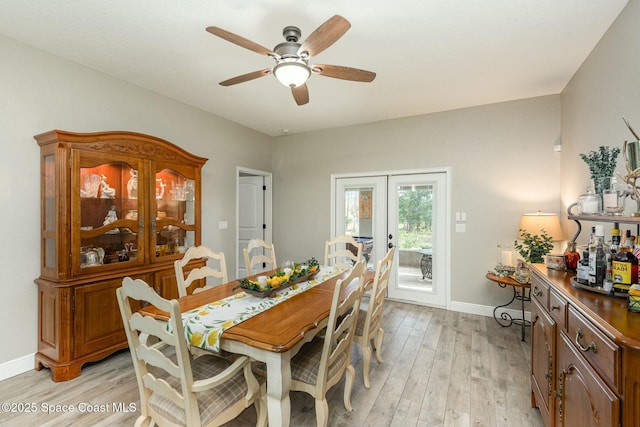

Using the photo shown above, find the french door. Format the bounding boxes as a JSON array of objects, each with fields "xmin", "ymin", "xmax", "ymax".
[{"xmin": 333, "ymin": 170, "xmax": 449, "ymax": 307}]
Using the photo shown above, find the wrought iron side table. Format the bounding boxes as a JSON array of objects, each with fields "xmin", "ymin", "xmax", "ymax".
[
  {"xmin": 486, "ymin": 272, "xmax": 531, "ymax": 341},
  {"xmin": 416, "ymin": 248, "xmax": 432, "ymax": 280}
]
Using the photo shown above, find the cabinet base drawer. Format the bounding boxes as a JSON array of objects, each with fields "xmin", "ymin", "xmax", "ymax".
[
  {"xmin": 567, "ymin": 305, "xmax": 620, "ymax": 391},
  {"xmin": 549, "ymin": 289, "xmax": 567, "ymax": 330},
  {"xmin": 531, "ymin": 274, "xmax": 550, "ymax": 309}
]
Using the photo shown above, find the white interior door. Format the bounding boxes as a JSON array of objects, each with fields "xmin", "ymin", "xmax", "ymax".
[
  {"xmin": 238, "ymin": 174, "xmax": 265, "ymax": 278},
  {"xmin": 387, "ymin": 173, "xmax": 448, "ymax": 307},
  {"xmin": 333, "ymin": 171, "xmax": 449, "ymax": 308}
]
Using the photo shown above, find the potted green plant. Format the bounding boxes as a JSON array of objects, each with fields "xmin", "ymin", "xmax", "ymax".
[
  {"xmin": 580, "ymin": 146, "xmax": 621, "ymax": 195},
  {"xmin": 514, "ymin": 229, "xmax": 554, "ymax": 263}
]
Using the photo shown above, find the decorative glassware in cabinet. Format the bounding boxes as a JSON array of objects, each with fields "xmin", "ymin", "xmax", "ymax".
[
  {"xmin": 154, "ymin": 168, "xmax": 195, "ymax": 258},
  {"xmin": 77, "ymin": 161, "xmax": 141, "ymax": 271}
]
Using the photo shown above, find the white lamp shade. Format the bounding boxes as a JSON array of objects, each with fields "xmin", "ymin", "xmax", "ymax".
[
  {"xmin": 519, "ymin": 212, "xmax": 564, "ymax": 241},
  {"xmin": 273, "ymin": 62, "xmax": 310, "ymax": 88}
]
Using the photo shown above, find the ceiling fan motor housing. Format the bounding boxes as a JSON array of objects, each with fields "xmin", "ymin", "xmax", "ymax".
[
  {"xmin": 282, "ymin": 26, "xmax": 301, "ymax": 42},
  {"xmin": 273, "ymin": 42, "xmax": 301, "ymax": 60}
]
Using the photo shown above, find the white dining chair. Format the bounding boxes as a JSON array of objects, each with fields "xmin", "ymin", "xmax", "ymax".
[
  {"xmin": 243, "ymin": 239, "xmax": 277, "ymax": 275},
  {"xmin": 323, "ymin": 234, "xmax": 363, "ymax": 268},
  {"xmin": 288, "ymin": 260, "xmax": 366, "ymax": 427},
  {"xmin": 354, "ymin": 247, "xmax": 395, "ymax": 388},
  {"xmin": 116, "ymin": 276, "xmax": 267, "ymax": 427},
  {"xmin": 174, "ymin": 245, "xmax": 228, "ymax": 297}
]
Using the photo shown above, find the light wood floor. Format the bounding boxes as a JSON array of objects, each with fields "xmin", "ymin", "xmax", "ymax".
[{"xmin": 0, "ymin": 300, "xmax": 543, "ymax": 427}]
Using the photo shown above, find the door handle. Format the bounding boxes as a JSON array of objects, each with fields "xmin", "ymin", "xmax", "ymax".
[{"xmin": 388, "ymin": 242, "xmax": 394, "ymax": 249}]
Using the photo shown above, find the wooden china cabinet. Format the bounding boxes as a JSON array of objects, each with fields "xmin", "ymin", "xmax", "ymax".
[{"xmin": 34, "ymin": 130, "xmax": 207, "ymax": 381}]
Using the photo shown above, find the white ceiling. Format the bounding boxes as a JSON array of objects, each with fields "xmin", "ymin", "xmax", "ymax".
[{"xmin": 0, "ymin": 1, "xmax": 628, "ymax": 136}]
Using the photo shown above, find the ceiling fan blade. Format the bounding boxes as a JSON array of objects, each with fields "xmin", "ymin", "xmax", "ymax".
[
  {"xmin": 219, "ymin": 69, "xmax": 271, "ymax": 86},
  {"xmin": 298, "ymin": 15, "xmax": 351, "ymax": 58},
  {"xmin": 206, "ymin": 26, "xmax": 276, "ymax": 57},
  {"xmin": 312, "ymin": 64, "xmax": 376, "ymax": 82},
  {"xmin": 292, "ymin": 84, "xmax": 309, "ymax": 106}
]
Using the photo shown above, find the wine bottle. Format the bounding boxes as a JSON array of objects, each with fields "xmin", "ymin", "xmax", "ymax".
[
  {"xmin": 588, "ymin": 225, "xmax": 606, "ymax": 287},
  {"xmin": 612, "ymin": 230, "xmax": 639, "ymax": 292}
]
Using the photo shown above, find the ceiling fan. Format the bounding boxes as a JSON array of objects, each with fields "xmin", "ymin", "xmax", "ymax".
[{"xmin": 206, "ymin": 15, "xmax": 376, "ymax": 106}]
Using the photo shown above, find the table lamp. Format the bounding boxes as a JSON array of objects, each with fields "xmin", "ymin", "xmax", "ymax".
[
  {"xmin": 518, "ymin": 211, "xmax": 564, "ymax": 268},
  {"xmin": 519, "ymin": 211, "xmax": 564, "ymax": 241}
]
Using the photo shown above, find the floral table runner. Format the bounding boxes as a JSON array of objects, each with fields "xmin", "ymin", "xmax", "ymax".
[{"xmin": 172, "ymin": 265, "xmax": 349, "ymax": 352}]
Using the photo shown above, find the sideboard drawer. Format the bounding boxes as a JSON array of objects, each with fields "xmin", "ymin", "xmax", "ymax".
[
  {"xmin": 531, "ymin": 274, "xmax": 549, "ymax": 309},
  {"xmin": 549, "ymin": 289, "xmax": 567, "ymax": 331},
  {"xmin": 567, "ymin": 305, "xmax": 620, "ymax": 391}
]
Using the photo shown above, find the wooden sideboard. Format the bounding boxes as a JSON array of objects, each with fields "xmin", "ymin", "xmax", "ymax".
[
  {"xmin": 529, "ymin": 263, "xmax": 640, "ymax": 427},
  {"xmin": 34, "ymin": 130, "xmax": 207, "ymax": 381}
]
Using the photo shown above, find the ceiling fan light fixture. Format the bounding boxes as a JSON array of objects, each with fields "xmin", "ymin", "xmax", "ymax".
[{"xmin": 273, "ymin": 61, "xmax": 310, "ymax": 88}]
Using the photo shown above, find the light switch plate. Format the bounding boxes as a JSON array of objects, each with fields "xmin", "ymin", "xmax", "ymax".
[{"xmin": 218, "ymin": 221, "xmax": 228, "ymax": 230}]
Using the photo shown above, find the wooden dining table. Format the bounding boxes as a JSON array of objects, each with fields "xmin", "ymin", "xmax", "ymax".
[{"xmin": 139, "ymin": 266, "xmax": 373, "ymax": 427}]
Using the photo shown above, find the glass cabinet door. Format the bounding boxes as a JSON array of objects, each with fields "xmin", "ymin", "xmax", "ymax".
[
  {"xmin": 153, "ymin": 166, "xmax": 197, "ymax": 262},
  {"xmin": 41, "ymin": 153, "xmax": 57, "ymax": 277},
  {"xmin": 72, "ymin": 151, "xmax": 145, "ymax": 275}
]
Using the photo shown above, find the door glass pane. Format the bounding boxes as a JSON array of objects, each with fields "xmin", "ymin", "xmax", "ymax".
[
  {"xmin": 155, "ymin": 169, "xmax": 195, "ymax": 259},
  {"xmin": 343, "ymin": 186, "xmax": 374, "ymax": 269},
  {"xmin": 44, "ymin": 155, "xmax": 56, "ymax": 231},
  {"xmin": 43, "ymin": 155, "xmax": 56, "ymax": 269},
  {"xmin": 396, "ymin": 183, "xmax": 433, "ymax": 288},
  {"xmin": 79, "ymin": 162, "xmax": 140, "ymax": 268}
]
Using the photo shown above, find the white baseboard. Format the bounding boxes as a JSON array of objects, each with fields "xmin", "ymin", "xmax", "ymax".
[
  {"xmin": 449, "ymin": 300, "xmax": 531, "ymax": 322},
  {"xmin": 0, "ymin": 353, "xmax": 34, "ymax": 381}
]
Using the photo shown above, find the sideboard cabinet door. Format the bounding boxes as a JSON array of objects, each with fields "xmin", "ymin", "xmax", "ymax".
[
  {"xmin": 556, "ymin": 332, "xmax": 619, "ymax": 427},
  {"xmin": 531, "ymin": 298, "xmax": 555, "ymax": 427}
]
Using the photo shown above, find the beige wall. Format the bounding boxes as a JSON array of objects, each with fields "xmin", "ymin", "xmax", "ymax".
[
  {"xmin": 561, "ymin": 0, "xmax": 640, "ymax": 245},
  {"xmin": 271, "ymin": 96, "xmax": 561, "ymax": 308},
  {"xmin": 0, "ymin": 34, "xmax": 271, "ymax": 365}
]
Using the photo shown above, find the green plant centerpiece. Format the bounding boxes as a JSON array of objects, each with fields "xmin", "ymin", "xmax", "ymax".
[
  {"xmin": 580, "ymin": 146, "xmax": 621, "ymax": 197},
  {"xmin": 580, "ymin": 145, "xmax": 621, "ymax": 180},
  {"xmin": 235, "ymin": 257, "xmax": 320, "ymax": 297},
  {"xmin": 514, "ymin": 229, "xmax": 554, "ymax": 264}
]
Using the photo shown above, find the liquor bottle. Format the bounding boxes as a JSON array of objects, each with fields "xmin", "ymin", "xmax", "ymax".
[
  {"xmin": 588, "ymin": 225, "xmax": 606, "ymax": 287},
  {"xmin": 633, "ymin": 235, "xmax": 640, "ymax": 284},
  {"xmin": 563, "ymin": 241, "xmax": 580, "ymax": 273},
  {"xmin": 602, "ymin": 264, "xmax": 613, "ymax": 292},
  {"xmin": 582, "ymin": 226, "xmax": 596, "ymax": 285},
  {"xmin": 576, "ymin": 248, "xmax": 590, "ymax": 285},
  {"xmin": 634, "ymin": 234, "xmax": 640, "ymax": 259},
  {"xmin": 610, "ymin": 224, "xmax": 621, "ymax": 255},
  {"xmin": 605, "ymin": 224, "xmax": 621, "ymax": 290},
  {"xmin": 588, "ymin": 226, "xmax": 597, "ymax": 249},
  {"xmin": 612, "ymin": 230, "xmax": 639, "ymax": 291}
]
